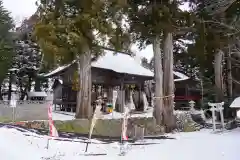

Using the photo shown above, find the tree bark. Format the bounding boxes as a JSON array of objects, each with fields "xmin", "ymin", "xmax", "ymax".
[
  {"xmin": 19, "ymin": 78, "xmax": 27, "ymax": 100},
  {"xmin": 227, "ymin": 46, "xmax": 232, "ymax": 99},
  {"xmin": 8, "ymin": 72, "xmax": 12, "ymax": 100},
  {"xmin": 34, "ymin": 78, "xmax": 41, "ymax": 91},
  {"xmin": 153, "ymin": 35, "xmax": 164, "ymax": 125},
  {"xmin": 28, "ymin": 76, "xmax": 32, "ymax": 92},
  {"xmin": 214, "ymin": 49, "xmax": 224, "ymax": 102},
  {"xmin": 75, "ymin": 52, "xmax": 92, "ymax": 119},
  {"xmin": 0, "ymin": 82, "xmax": 3, "ymax": 100},
  {"xmin": 163, "ymin": 32, "xmax": 176, "ymax": 132}
]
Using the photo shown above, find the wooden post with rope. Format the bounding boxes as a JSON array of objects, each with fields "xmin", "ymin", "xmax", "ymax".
[{"xmin": 85, "ymin": 98, "xmax": 102, "ymax": 153}]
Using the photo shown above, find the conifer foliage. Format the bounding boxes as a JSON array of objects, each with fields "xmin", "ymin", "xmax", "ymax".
[{"xmin": 0, "ymin": 0, "xmax": 15, "ymax": 100}]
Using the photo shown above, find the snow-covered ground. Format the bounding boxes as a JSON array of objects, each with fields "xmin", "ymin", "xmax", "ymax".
[
  {"xmin": 51, "ymin": 108, "xmax": 193, "ymax": 121},
  {"xmin": 0, "ymin": 126, "xmax": 239, "ymax": 160},
  {"xmin": 52, "ymin": 108, "xmax": 154, "ymax": 120}
]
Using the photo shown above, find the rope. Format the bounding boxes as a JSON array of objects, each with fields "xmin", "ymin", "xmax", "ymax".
[{"xmin": 153, "ymin": 94, "xmax": 175, "ymax": 99}]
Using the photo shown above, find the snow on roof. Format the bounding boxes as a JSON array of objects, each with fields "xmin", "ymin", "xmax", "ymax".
[
  {"xmin": 91, "ymin": 51, "xmax": 153, "ymax": 77},
  {"xmin": 8, "ymin": 68, "xmax": 19, "ymax": 72},
  {"xmin": 173, "ymin": 71, "xmax": 189, "ymax": 81},
  {"xmin": 43, "ymin": 51, "xmax": 189, "ymax": 81},
  {"xmin": 58, "ymin": 79, "xmax": 63, "ymax": 84},
  {"xmin": 43, "ymin": 61, "xmax": 76, "ymax": 77},
  {"xmin": 230, "ymin": 97, "xmax": 240, "ymax": 108},
  {"xmin": 27, "ymin": 92, "xmax": 47, "ymax": 97}
]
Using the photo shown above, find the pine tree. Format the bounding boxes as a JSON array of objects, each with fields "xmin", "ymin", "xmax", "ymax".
[{"xmin": 0, "ymin": 0, "xmax": 14, "ymax": 100}]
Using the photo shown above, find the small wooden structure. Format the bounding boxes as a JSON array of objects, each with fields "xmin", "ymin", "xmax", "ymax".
[
  {"xmin": 43, "ymin": 52, "xmax": 189, "ymax": 113},
  {"xmin": 43, "ymin": 52, "xmax": 155, "ymax": 112}
]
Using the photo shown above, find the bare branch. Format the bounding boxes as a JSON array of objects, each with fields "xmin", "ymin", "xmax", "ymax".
[
  {"xmin": 175, "ymin": 26, "xmax": 196, "ymax": 36},
  {"xmin": 203, "ymin": 20, "xmax": 238, "ymax": 31},
  {"xmin": 175, "ymin": 19, "xmax": 239, "ymax": 36},
  {"xmin": 204, "ymin": 0, "xmax": 236, "ymax": 15}
]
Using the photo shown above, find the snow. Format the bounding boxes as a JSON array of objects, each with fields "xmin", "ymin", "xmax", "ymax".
[
  {"xmin": 230, "ymin": 97, "xmax": 240, "ymax": 108},
  {"xmin": 43, "ymin": 51, "xmax": 189, "ymax": 81},
  {"xmin": 237, "ymin": 110, "xmax": 240, "ymax": 119},
  {"xmin": 27, "ymin": 91, "xmax": 48, "ymax": 97},
  {"xmin": 0, "ymin": 126, "xmax": 240, "ymax": 160},
  {"xmin": 51, "ymin": 108, "xmax": 202, "ymax": 121},
  {"xmin": 58, "ymin": 79, "xmax": 63, "ymax": 84},
  {"xmin": 43, "ymin": 61, "xmax": 76, "ymax": 77},
  {"xmin": 52, "ymin": 112, "xmax": 75, "ymax": 121},
  {"xmin": 103, "ymin": 108, "xmax": 153, "ymax": 119},
  {"xmin": 173, "ymin": 71, "xmax": 189, "ymax": 81},
  {"xmin": 8, "ymin": 68, "xmax": 19, "ymax": 72},
  {"xmin": 92, "ymin": 51, "xmax": 153, "ymax": 77},
  {"xmin": 52, "ymin": 107, "xmax": 154, "ymax": 120}
]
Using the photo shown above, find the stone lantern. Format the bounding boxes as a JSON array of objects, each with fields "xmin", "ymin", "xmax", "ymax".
[{"xmin": 189, "ymin": 100, "xmax": 195, "ymax": 111}]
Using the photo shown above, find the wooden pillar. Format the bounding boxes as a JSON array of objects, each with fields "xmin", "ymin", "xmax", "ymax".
[
  {"xmin": 115, "ymin": 80, "xmax": 125, "ymax": 113},
  {"xmin": 107, "ymin": 86, "xmax": 113, "ymax": 103},
  {"xmin": 120, "ymin": 82, "xmax": 125, "ymax": 113},
  {"xmin": 125, "ymin": 85, "xmax": 131, "ymax": 104},
  {"xmin": 62, "ymin": 73, "xmax": 69, "ymax": 111},
  {"xmin": 96, "ymin": 85, "xmax": 101, "ymax": 98},
  {"xmin": 138, "ymin": 84, "xmax": 141, "ymax": 110}
]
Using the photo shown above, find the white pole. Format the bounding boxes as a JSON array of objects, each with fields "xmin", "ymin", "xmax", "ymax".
[
  {"xmin": 10, "ymin": 96, "xmax": 17, "ymax": 122},
  {"xmin": 12, "ymin": 107, "xmax": 15, "ymax": 122},
  {"xmin": 209, "ymin": 103, "xmax": 216, "ymax": 132},
  {"xmin": 212, "ymin": 107, "xmax": 216, "ymax": 132},
  {"xmin": 218, "ymin": 102, "xmax": 225, "ymax": 130}
]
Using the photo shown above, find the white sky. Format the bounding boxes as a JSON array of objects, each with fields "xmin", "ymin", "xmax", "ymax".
[
  {"xmin": 2, "ymin": 0, "xmax": 189, "ymax": 62},
  {"xmin": 2, "ymin": 0, "xmax": 37, "ymax": 26}
]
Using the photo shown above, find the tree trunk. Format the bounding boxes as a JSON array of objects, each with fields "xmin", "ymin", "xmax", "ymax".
[
  {"xmin": 163, "ymin": 32, "xmax": 176, "ymax": 132},
  {"xmin": 214, "ymin": 49, "xmax": 224, "ymax": 102},
  {"xmin": 28, "ymin": 76, "xmax": 32, "ymax": 92},
  {"xmin": 153, "ymin": 35, "xmax": 164, "ymax": 125},
  {"xmin": 34, "ymin": 78, "xmax": 41, "ymax": 91},
  {"xmin": 19, "ymin": 78, "xmax": 27, "ymax": 100},
  {"xmin": 226, "ymin": 46, "xmax": 234, "ymax": 118},
  {"xmin": 8, "ymin": 72, "xmax": 12, "ymax": 100},
  {"xmin": 0, "ymin": 83, "xmax": 3, "ymax": 100},
  {"xmin": 227, "ymin": 46, "xmax": 232, "ymax": 99},
  {"xmin": 75, "ymin": 53, "xmax": 92, "ymax": 119}
]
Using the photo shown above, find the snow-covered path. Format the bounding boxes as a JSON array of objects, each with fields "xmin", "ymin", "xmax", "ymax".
[{"xmin": 0, "ymin": 127, "xmax": 239, "ymax": 160}]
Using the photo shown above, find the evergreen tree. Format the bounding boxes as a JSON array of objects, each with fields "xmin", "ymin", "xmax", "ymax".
[
  {"xmin": 0, "ymin": 0, "xmax": 15, "ymax": 100},
  {"xmin": 34, "ymin": 0, "xmax": 129, "ymax": 118},
  {"xmin": 125, "ymin": 0, "xmax": 194, "ymax": 131}
]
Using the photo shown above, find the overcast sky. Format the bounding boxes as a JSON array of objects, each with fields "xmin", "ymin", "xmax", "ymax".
[{"xmin": 2, "ymin": 0, "xmax": 37, "ymax": 25}]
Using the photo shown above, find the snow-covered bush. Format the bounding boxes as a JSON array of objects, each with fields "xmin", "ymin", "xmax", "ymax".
[
  {"xmin": 190, "ymin": 109, "xmax": 206, "ymax": 125},
  {"xmin": 174, "ymin": 111, "xmax": 202, "ymax": 132}
]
